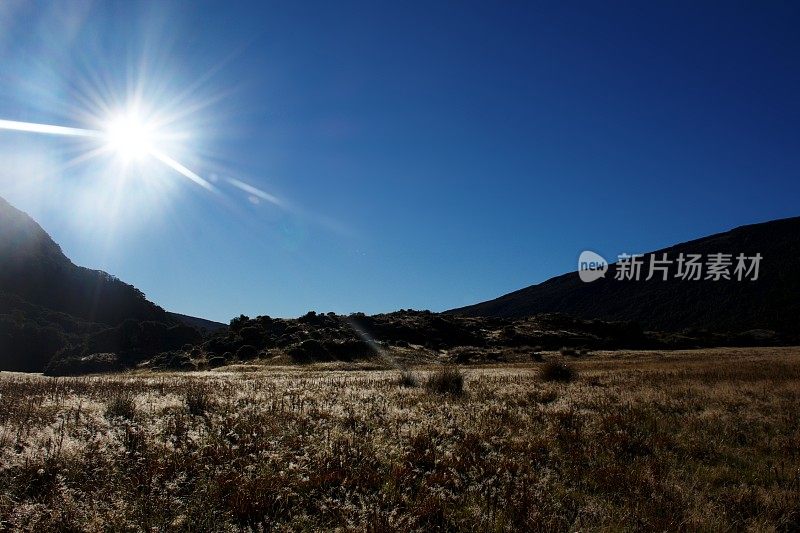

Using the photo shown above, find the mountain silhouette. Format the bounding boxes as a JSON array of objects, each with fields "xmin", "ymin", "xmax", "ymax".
[
  {"xmin": 0, "ymin": 196, "xmax": 175, "ymax": 370},
  {"xmin": 449, "ymin": 217, "xmax": 800, "ymax": 337},
  {"xmin": 0, "ymin": 196, "xmax": 169, "ymax": 324},
  {"xmin": 168, "ymin": 312, "xmax": 227, "ymax": 334}
]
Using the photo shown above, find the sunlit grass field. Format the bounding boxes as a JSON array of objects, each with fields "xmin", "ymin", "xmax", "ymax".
[{"xmin": 2, "ymin": 347, "xmax": 799, "ymax": 531}]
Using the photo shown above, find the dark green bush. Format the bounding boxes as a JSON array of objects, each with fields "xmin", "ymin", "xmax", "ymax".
[
  {"xmin": 236, "ymin": 345, "xmax": 258, "ymax": 360},
  {"xmin": 44, "ymin": 352, "xmax": 122, "ymax": 376},
  {"xmin": 208, "ymin": 356, "xmax": 226, "ymax": 368},
  {"xmin": 238, "ymin": 326, "xmax": 263, "ymax": 346},
  {"xmin": 286, "ymin": 339, "xmax": 328, "ymax": 362},
  {"xmin": 229, "ymin": 314, "xmax": 250, "ymax": 331}
]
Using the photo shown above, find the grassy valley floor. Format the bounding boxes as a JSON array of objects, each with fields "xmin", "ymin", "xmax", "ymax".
[{"xmin": 1, "ymin": 347, "xmax": 799, "ymax": 531}]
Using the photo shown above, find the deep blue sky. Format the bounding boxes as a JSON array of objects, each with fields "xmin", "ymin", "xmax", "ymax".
[{"xmin": 0, "ymin": 1, "xmax": 798, "ymax": 322}]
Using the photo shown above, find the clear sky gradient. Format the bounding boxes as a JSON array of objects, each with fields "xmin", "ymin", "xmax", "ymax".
[{"xmin": 0, "ymin": 1, "xmax": 798, "ymax": 322}]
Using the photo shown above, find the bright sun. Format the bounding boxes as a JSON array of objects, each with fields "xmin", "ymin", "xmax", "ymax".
[{"xmin": 104, "ymin": 113, "xmax": 154, "ymax": 161}]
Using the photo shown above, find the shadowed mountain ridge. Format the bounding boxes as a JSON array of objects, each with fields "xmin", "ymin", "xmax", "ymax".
[
  {"xmin": 448, "ymin": 216, "xmax": 800, "ymax": 336},
  {"xmin": 0, "ymin": 196, "xmax": 169, "ymax": 325},
  {"xmin": 0, "ymin": 196, "xmax": 182, "ymax": 371}
]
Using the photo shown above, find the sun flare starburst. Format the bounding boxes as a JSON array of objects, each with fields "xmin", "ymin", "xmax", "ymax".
[
  {"xmin": 104, "ymin": 112, "xmax": 154, "ymax": 162},
  {"xmin": 0, "ymin": 104, "xmax": 216, "ymax": 192},
  {"xmin": 0, "ymin": 57, "xmax": 311, "ymax": 236}
]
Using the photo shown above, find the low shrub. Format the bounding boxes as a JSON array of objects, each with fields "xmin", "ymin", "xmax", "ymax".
[
  {"xmin": 540, "ymin": 361, "xmax": 577, "ymax": 383},
  {"xmin": 528, "ymin": 388, "xmax": 559, "ymax": 404},
  {"xmin": 398, "ymin": 370, "xmax": 418, "ymax": 388},
  {"xmin": 105, "ymin": 393, "xmax": 136, "ymax": 420},
  {"xmin": 185, "ymin": 385, "xmax": 213, "ymax": 416},
  {"xmin": 425, "ymin": 366, "xmax": 464, "ymax": 396}
]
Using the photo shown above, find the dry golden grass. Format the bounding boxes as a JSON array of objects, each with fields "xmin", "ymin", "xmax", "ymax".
[{"xmin": 1, "ymin": 347, "xmax": 799, "ymax": 531}]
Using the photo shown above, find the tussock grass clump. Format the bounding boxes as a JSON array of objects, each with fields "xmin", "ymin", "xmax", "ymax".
[
  {"xmin": 105, "ymin": 393, "xmax": 136, "ymax": 420},
  {"xmin": 425, "ymin": 366, "xmax": 464, "ymax": 395},
  {"xmin": 528, "ymin": 388, "xmax": 558, "ymax": 404},
  {"xmin": 397, "ymin": 370, "xmax": 418, "ymax": 388},
  {"xmin": 540, "ymin": 361, "xmax": 577, "ymax": 383},
  {"xmin": 185, "ymin": 384, "xmax": 213, "ymax": 416}
]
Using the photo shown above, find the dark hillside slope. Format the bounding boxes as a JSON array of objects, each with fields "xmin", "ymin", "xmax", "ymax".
[
  {"xmin": 0, "ymin": 196, "xmax": 173, "ymax": 371},
  {"xmin": 169, "ymin": 312, "xmax": 227, "ymax": 334},
  {"xmin": 449, "ymin": 217, "xmax": 800, "ymax": 336},
  {"xmin": 0, "ymin": 196, "xmax": 168, "ymax": 324}
]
